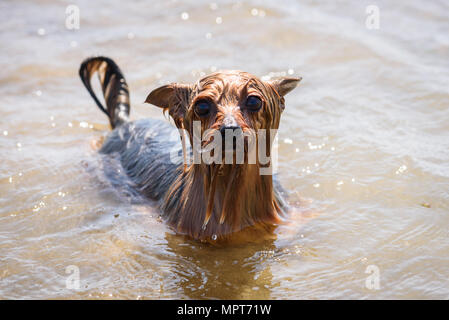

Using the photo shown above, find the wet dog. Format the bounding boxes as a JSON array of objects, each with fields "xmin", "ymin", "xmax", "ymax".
[{"xmin": 79, "ymin": 57, "xmax": 300, "ymax": 242}]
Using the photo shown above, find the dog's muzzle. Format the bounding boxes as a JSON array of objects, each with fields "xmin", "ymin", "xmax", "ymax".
[{"xmin": 220, "ymin": 125, "xmax": 243, "ymax": 151}]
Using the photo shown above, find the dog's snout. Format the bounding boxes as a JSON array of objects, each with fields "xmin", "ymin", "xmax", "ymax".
[
  {"xmin": 220, "ymin": 125, "xmax": 243, "ymax": 151},
  {"xmin": 220, "ymin": 125, "xmax": 241, "ymax": 137}
]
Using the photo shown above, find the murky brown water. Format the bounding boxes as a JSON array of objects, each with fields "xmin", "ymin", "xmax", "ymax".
[{"xmin": 1, "ymin": 0, "xmax": 448, "ymax": 299}]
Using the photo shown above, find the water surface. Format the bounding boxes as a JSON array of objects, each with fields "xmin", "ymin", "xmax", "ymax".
[{"xmin": 0, "ymin": 0, "xmax": 448, "ymax": 299}]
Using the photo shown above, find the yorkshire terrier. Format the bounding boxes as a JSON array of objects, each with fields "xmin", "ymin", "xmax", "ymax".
[{"xmin": 79, "ymin": 56, "xmax": 301, "ymax": 242}]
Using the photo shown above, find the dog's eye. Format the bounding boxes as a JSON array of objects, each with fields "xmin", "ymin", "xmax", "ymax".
[
  {"xmin": 245, "ymin": 96, "xmax": 262, "ymax": 111},
  {"xmin": 195, "ymin": 100, "xmax": 211, "ymax": 117}
]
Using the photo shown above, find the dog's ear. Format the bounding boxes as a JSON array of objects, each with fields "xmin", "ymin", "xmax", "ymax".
[
  {"xmin": 145, "ymin": 83, "xmax": 193, "ymax": 126},
  {"xmin": 269, "ymin": 77, "xmax": 302, "ymax": 96}
]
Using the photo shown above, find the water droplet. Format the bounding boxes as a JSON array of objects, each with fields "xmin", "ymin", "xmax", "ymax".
[
  {"xmin": 251, "ymin": 8, "xmax": 259, "ymax": 16},
  {"xmin": 212, "ymin": 234, "xmax": 217, "ymax": 241},
  {"xmin": 215, "ymin": 16, "xmax": 222, "ymax": 24},
  {"xmin": 16, "ymin": 142, "xmax": 22, "ymax": 148},
  {"xmin": 37, "ymin": 28, "xmax": 45, "ymax": 36},
  {"xmin": 283, "ymin": 138, "xmax": 293, "ymax": 144},
  {"xmin": 420, "ymin": 202, "xmax": 431, "ymax": 208},
  {"xmin": 295, "ymin": 148, "xmax": 299, "ymax": 152},
  {"xmin": 337, "ymin": 181, "xmax": 344, "ymax": 186},
  {"xmin": 62, "ymin": 206, "xmax": 67, "ymax": 210},
  {"xmin": 79, "ymin": 121, "xmax": 88, "ymax": 128},
  {"xmin": 395, "ymin": 165, "xmax": 407, "ymax": 175},
  {"xmin": 288, "ymin": 68, "xmax": 294, "ymax": 75},
  {"xmin": 313, "ymin": 183, "xmax": 320, "ymax": 188},
  {"xmin": 181, "ymin": 12, "xmax": 189, "ymax": 20},
  {"xmin": 35, "ymin": 90, "xmax": 42, "ymax": 96},
  {"xmin": 3, "ymin": 130, "xmax": 8, "ymax": 136},
  {"xmin": 68, "ymin": 122, "xmax": 73, "ymax": 127}
]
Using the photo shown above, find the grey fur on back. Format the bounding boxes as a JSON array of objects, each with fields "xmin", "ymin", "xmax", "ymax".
[{"xmin": 99, "ymin": 119, "xmax": 184, "ymax": 205}]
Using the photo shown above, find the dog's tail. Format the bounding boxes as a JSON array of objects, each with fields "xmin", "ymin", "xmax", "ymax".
[{"xmin": 79, "ymin": 56, "xmax": 130, "ymax": 128}]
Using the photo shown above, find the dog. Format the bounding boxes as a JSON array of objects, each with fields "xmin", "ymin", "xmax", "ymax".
[{"xmin": 79, "ymin": 56, "xmax": 300, "ymax": 242}]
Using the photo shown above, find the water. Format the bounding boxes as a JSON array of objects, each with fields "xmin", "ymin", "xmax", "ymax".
[{"xmin": 1, "ymin": 0, "xmax": 448, "ymax": 299}]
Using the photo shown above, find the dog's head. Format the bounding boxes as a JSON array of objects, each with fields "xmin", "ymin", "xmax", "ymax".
[
  {"xmin": 146, "ymin": 71, "xmax": 300, "ymax": 160},
  {"xmin": 146, "ymin": 70, "xmax": 300, "ymax": 133},
  {"xmin": 146, "ymin": 71, "xmax": 300, "ymax": 230}
]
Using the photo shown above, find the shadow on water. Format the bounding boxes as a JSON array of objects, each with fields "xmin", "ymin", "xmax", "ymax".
[
  {"xmin": 163, "ymin": 231, "xmax": 278, "ymax": 299},
  {"xmin": 1, "ymin": 0, "xmax": 448, "ymax": 300}
]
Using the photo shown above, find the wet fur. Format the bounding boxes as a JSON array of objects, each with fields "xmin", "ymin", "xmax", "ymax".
[
  {"xmin": 79, "ymin": 56, "xmax": 300, "ymax": 242},
  {"xmin": 99, "ymin": 119, "xmax": 288, "ymax": 240}
]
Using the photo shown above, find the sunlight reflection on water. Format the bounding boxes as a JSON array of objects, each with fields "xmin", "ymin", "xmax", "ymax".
[{"xmin": 0, "ymin": 0, "xmax": 448, "ymax": 299}]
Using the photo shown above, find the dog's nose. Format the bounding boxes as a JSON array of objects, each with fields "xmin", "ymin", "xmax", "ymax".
[
  {"xmin": 220, "ymin": 125, "xmax": 241, "ymax": 138},
  {"xmin": 220, "ymin": 125, "xmax": 242, "ymax": 151}
]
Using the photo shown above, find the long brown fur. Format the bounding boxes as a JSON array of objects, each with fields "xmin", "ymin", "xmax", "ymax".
[
  {"xmin": 146, "ymin": 70, "xmax": 301, "ymax": 241},
  {"xmin": 80, "ymin": 57, "xmax": 300, "ymax": 242}
]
